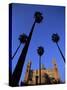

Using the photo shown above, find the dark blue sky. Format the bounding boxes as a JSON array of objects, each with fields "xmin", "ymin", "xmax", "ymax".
[{"xmin": 12, "ymin": 3, "xmax": 65, "ymax": 84}]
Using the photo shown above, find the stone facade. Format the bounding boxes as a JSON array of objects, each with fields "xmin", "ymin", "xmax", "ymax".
[{"xmin": 23, "ymin": 60, "xmax": 60, "ymax": 85}]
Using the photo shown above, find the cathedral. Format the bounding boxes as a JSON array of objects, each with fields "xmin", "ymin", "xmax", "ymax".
[{"xmin": 21, "ymin": 59, "xmax": 62, "ymax": 85}]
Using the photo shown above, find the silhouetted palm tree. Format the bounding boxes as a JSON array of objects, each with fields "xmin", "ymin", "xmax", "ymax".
[
  {"xmin": 37, "ymin": 46, "xmax": 44, "ymax": 84},
  {"xmin": 34, "ymin": 12, "xmax": 43, "ymax": 23},
  {"xmin": 19, "ymin": 34, "xmax": 28, "ymax": 43},
  {"xmin": 11, "ymin": 11, "xmax": 43, "ymax": 86},
  {"xmin": 12, "ymin": 34, "xmax": 28, "ymax": 60},
  {"xmin": 52, "ymin": 33, "xmax": 65, "ymax": 62}
]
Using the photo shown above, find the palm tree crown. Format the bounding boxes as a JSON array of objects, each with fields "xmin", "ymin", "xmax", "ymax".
[
  {"xmin": 52, "ymin": 33, "xmax": 60, "ymax": 43},
  {"xmin": 19, "ymin": 33, "xmax": 28, "ymax": 44},
  {"xmin": 34, "ymin": 12, "xmax": 43, "ymax": 23},
  {"xmin": 52, "ymin": 33, "xmax": 65, "ymax": 62},
  {"xmin": 37, "ymin": 46, "xmax": 44, "ymax": 56}
]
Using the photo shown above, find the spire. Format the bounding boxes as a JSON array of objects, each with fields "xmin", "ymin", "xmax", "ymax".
[
  {"xmin": 24, "ymin": 60, "xmax": 32, "ymax": 83},
  {"xmin": 52, "ymin": 58, "xmax": 57, "ymax": 68},
  {"xmin": 52, "ymin": 58, "xmax": 60, "ymax": 81},
  {"xmin": 27, "ymin": 60, "xmax": 32, "ymax": 70}
]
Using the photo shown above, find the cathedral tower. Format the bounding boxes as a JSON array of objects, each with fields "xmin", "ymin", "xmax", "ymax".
[
  {"xmin": 52, "ymin": 59, "xmax": 60, "ymax": 81},
  {"xmin": 24, "ymin": 61, "xmax": 32, "ymax": 83}
]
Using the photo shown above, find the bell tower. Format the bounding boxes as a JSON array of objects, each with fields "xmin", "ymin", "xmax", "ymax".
[
  {"xmin": 52, "ymin": 59, "xmax": 60, "ymax": 81},
  {"xmin": 24, "ymin": 61, "xmax": 32, "ymax": 83}
]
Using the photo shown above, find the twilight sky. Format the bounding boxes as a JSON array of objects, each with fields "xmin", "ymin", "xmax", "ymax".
[{"xmin": 11, "ymin": 3, "xmax": 65, "ymax": 84}]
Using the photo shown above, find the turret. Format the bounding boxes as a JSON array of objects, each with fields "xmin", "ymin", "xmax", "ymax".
[
  {"xmin": 52, "ymin": 59, "xmax": 60, "ymax": 81},
  {"xmin": 24, "ymin": 61, "xmax": 32, "ymax": 83}
]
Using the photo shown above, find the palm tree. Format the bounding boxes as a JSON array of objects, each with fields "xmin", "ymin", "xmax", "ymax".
[
  {"xmin": 11, "ymin": 11, "xmax": 43, "ymax": 86},
  {"xmin": 34, "ymin": 12, "xmax": 43, "ymax": 23},
  {"xmin": 12, "ymin": 33, "xmax": 28, "ymax": 60},
  {"xmin": 37, "ymin": 46, "xmax": 44, "ymax": 84},
  {"xmin": 52, "ymin": 33, "xmax": 65, "ymax": 63}
]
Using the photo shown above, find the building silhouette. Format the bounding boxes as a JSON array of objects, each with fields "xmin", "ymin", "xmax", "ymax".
[{"xmin": 20, "ymin": 59, "xmax": 63, "ymax": 85}]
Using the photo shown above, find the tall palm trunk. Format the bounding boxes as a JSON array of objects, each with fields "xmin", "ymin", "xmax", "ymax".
[
  {"xmin": 39, "ymin": 56, "xmax": 41, "ymax": 85},
  {"xmin": 11, "ymin": 21, "xmax": 36, "ymax": 86},
  {"xmin": 12, "ymin": 43, "xmax": 21, "ymax": 60},
  {"xmin": 56, "ymin": 43, "xmax": 65, "ymax": 63}
]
